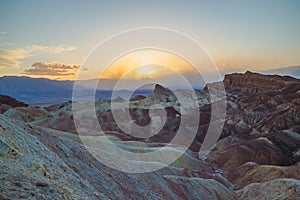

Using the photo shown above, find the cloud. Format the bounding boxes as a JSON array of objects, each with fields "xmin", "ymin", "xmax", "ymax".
[
  {"xmin": 0, "ymin": 45, "xmax": 76, "ymax": 69},
  {"xmin": 24, "ymin": 62, "xmax": 81, "ymax": 76},
  {"xmin": 28, "ymin": 45, "xmax": 76, "ymax": 54},
  {"xmin": 0, "ymin": 32, "xmax": 7, "ymax": 35},
  {"xmin": 0, "ymin": 48, "xmax": 28, "ymax": 68}
]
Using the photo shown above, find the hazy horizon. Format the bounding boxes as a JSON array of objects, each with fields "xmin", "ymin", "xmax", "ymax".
[{"xmin": 1, "ymin": 64, "xmax": 299, "ymax": 81}]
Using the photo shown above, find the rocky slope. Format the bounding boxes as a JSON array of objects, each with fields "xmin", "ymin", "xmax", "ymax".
[
  {"xmin": 0, "ymin": 114, "xmax": 234, "ymax": 199},
  {"xmin": 0, "ymin": 95, "xmax": 28, "ymax": 114},
  {"xmin": 1, "ymin": 71, "xmax": 300, "ymax": 199}
]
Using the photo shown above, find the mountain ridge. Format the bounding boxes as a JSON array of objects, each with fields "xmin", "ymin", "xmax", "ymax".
[{"xmin": 260, "ymin": 66, "xmax": 300, "ymax": 78}]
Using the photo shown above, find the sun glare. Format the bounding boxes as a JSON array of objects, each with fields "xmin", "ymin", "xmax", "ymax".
[
  {"xmin": 135, "ymin": 65, "xmax": 157, "ymax": 78},
  {"xmin": 101, "ymin": 49, "xmax": 195, "ymax": 80}
]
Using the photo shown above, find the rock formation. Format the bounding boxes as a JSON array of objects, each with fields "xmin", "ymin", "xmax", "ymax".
[
  {"xmin": 1, "ymin": 71, "xmax": 300, "ymax": 199},
  {"xmin": 0, "ymin": 94, "xmax": 28, "ymax": 114}
]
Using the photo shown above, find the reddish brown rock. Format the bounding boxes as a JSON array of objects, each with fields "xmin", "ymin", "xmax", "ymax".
[
  {"xmin": 226, "ymin": 161, "xmax": 300, "ymax": 189},
  {"xmin": 234, "ymin": 178, "xmax": 300, "ymax": 200},
  {"xmin": 0, "ymin": 94, "xmax": 28, "ymax": 113}
]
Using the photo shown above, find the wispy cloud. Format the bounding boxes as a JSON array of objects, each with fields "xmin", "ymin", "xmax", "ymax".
[
  {"xmin": 28, "ymin": 45, "xmax": 76, "ymax": 54},
  {"xmin": 0, "ymin": 45, "xmax": 76, "ymax": 69},
  {"xmin": 0, "ymin": 32, "xmax": 7, "ymax": 35},
  {"xmin": 23, "ymin": 62, "xmax": 82, "ymax": 77},
  {"xmin": 0, "ymin": 48, "xmax": 28, "ymax": 69}
]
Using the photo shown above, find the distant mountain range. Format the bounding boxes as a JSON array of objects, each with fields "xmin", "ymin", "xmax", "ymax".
[
  {"xmin": 0, "ymin": 76, "xmax": 73, "ymax": 105},
  {"xmin": 0, "ymin": 76, "xmax": 154, "ymax": 105},
  {"xmin": 260, "ymin": 65, "xmax": 300, "ymax": 78}
]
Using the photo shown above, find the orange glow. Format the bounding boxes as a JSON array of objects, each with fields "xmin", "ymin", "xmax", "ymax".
[
  {"xmin": 101, "ymin": 49, "xmax": 195, "ymax": 80},
  {"xmin": 134, "ymin": 65, "xmax": 158, "ymax": 78}
]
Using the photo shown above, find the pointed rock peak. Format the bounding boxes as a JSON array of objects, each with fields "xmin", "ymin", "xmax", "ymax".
[
  {"xmin": 154, "ymin": 84, "xmax": 173, "ymax": 96},
  {"xmin": 112, "ymin": 96, "xmax": 125, "ymax": 102},
  {"xmin": 154, "ymin": 84, "xmax": 166, "ymax": 91},
  {"xmin": 245, "ymin": 71, "xmax": 256, "ymax": 75}
]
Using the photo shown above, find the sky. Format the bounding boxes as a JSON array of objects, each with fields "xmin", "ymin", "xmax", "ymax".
[{"xmin": 0, "ymin": 0, "xmax": 300, "ymax": 81}]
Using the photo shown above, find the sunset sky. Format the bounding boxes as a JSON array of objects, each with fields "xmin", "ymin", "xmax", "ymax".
[{"xmin": 0, "ymin": 0, "xmax": 300, "ymax": 81}]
